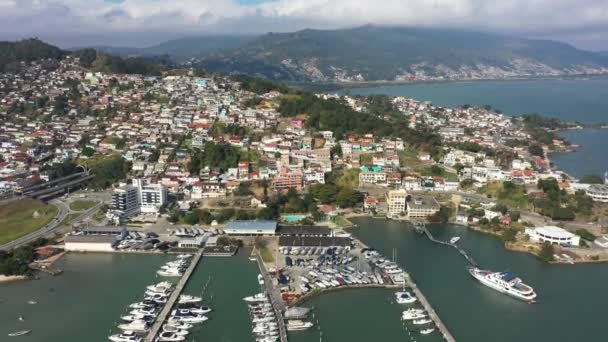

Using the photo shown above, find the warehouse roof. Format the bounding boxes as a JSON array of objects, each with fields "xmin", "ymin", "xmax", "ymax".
[
  {"xmin": 224, "ymin": 220, "xmax": 277, "ymax": 235},
  {"xmin": 276, "ymin": 225, "xmax": 331, "ymax": 236}
]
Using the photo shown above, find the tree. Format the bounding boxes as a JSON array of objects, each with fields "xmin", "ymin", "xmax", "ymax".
[
  {"xmin": 81, "ymin": 147, "xmax": 95, "ymax": 157},
  {"xmin": 528, "ymin": 144, "xmax": 544, "ymax": 157},
  {"xmin": 335, "ymin": 188, "xmax": 363, "ymax": 208},
  {"xmin": 538, "ymin": 243, "xmax": 554, "ymax": 262},
  {"xmin": 501, "ymin": 229, "xmax": 518, "ymax": 242},
  {"xmin": 575, "ymin": 229, "xmax": 596, "ymax": 241}
]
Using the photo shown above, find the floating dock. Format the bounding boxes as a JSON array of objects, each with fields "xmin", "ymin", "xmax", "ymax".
[
  {"xmin": 255, "ymin": 254, "xmax": 288, "ymax": 342},
  {"xmin": 144, "ymin": 250, "xmax": 203, "ymax": 342},
  {"xmin": 420, "ymin": 223, "xmax": 477, "ymax": 267},
  {"xmin": 405, "ymin": 272, "xmax": 456, "ymax": 342}
]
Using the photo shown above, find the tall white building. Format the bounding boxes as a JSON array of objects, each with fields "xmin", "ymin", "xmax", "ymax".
[
  {"xmin": 110, "ymin": 178, "xmax": 167, "ymax": 218},
  {"xmin": 134, "ymin": 178, "xmax": 167, "ymax": 213}
]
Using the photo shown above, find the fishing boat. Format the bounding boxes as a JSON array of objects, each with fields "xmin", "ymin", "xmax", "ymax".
[
  {"xmin": 8, "ymin": 330, "xmax": 31, "ymax": 337},
  {"xmin": 468, "ymin": 267, "xmax": 537, "ymax": 303}
]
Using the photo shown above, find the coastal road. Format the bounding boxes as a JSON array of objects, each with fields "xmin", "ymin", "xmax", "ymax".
[{"xmin": 0, "ymin": 199, "xmax": 103, "ymax": 251}]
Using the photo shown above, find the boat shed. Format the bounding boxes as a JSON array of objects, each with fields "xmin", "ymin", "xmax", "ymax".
[
  {"xmin": 224, "ymin": 220, "xmax": 278, "ymax": 235},
  {"xmin": 276, "ymin": 225, "xmax": 332, "ymax": 237},
  {"xmin": 278, "ymin": 236, "xmax": 352, "ymax": 248}
]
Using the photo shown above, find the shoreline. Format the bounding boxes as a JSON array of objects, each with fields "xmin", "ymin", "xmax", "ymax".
[
  {"xmin": 294, "ymin": 74, "xmax": 608, "ymax": 92},
  {"xmin": 0, "ymin": 274, "xmax": 29, "ymax": 283}
]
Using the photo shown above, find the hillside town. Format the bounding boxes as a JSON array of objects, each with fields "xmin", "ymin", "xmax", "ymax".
[{"xmin": 1, "ymin": 55, "xmax": 608, "ymax": 267}]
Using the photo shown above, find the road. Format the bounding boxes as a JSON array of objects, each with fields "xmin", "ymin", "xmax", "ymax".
[{"xmin": 0, "ymin": 199, "xmax": 103, "ymax": 251}]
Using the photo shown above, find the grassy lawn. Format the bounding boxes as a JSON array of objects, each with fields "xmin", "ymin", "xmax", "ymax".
[
  {"xmin": 0, "ymin": 199, "xmax": 57, "ymax": 245},
  {"xmin": 333, "ymin": 215, "xmax": 352, "ymax": 227},
  {"xmin": 258, "ymin": 247, "xmax": 274, "ymax": 263},
  {"xmin": 399, "ymin": 148, "xmax": 429, "ymax": 169},
  {"xmin": 419, "ymin": 165, "xmax": 459, "ymax": 182},
  {"xmin": 69, "ymin": 200, "xmax": 97, "ymax": 211},
  {"xmin": 479, "ymin": 182, "xmax": 529, "ymax": 210}
]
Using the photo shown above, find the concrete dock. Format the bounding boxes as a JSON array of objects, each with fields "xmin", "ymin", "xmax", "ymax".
[
  {"xmin": 144, "ymin": 251, "xmax": 203, "ymax": 342},
  {"xmin": 405, "ymin": 272, "xmax": 456, "ymax": 342},
  {"xmin": 255, "ymin": 254, "xmax": 288, "ymax": 342}
]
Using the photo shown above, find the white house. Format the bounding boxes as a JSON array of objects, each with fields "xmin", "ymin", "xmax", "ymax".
[{"xmin": 525, "ymin": 226, "xmax": 580, "ymax": 247}]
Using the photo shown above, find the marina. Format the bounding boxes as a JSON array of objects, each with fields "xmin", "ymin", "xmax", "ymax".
[{"xmin": 3, "ymin": 222, "xmax": 608, "ymax": 342}]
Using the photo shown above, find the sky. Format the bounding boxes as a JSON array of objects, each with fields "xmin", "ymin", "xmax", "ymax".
[{"xmin": 0, "ymin": 0, "xmax": 606, "ymax": 50}]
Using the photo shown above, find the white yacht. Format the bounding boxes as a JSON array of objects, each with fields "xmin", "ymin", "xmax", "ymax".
[
  {"xmin": 147, "ymin": 282, "xmax": 174, "ymax": 293},
  {"xmin": 156, "ymin": 332, "xmax": 185, "ymax": 342},
  {"xmin": 118, "ymin": 320, "xmax": 149, "ymax": 333},
  {"xmin": 258, "ymin": 274, "xmax": 265, "ymax": 285},
  {"xmin": 178, "ymin": 295, "xmax": 202, "ymax": 304},
  {"xmin": 163, "ymin": 322, "xmax": 192, "ymax": 330},
  {"xmin": 395, "ymin": 291, "xmax": 417, "ymax": 304},
  {"xmin": 157, "ymin": 268, "xmax": 184, "ymax": 277},
  {"xmin": 402, "ymin": 312, "xmax": 427, "ymax": 320},
  {"xmin": 176, "ymin": 254, "xmax": 192, "ymax": 259},
  {"xmin": 243, "ymin": 293, "xmax": 267, "ymax": 303},
  {"xmin": 108, "ymin": 331, "xmax": 142, "ymax": 342},
  {"xmin": 413, "ymin": 318, "xmax": 433, "ymax": 325},
  {"xmin": 286, "ymin": 320, "xmax": 314, "ymax": 331},
  {"xmin": 168, "ymin": 315, "xmax": 208, "ymax": 324},
  {"xmin": 450, "ymin": 236, "xmax": 461, "ymax": 244},
  {"xmin": 420, "ymin": 328, "xmax": 435, "ymax": 335},
  {"xmin": 468, "ymin": 267, "xmax": 537, "ymax": 303}
]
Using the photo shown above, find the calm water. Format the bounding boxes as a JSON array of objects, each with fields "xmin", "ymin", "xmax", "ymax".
[
  {"xmin": 338, "ymin": 78, "xmax": 608, "ymax": 179},
  {"xmin": 350, "ymin": 218, "xmax": 608, "ymax": 342},
  {"xmin": 551, "ymin": 129, "xmax": 608, "ymax": 178},
  {"xmin": 340, "ymin": 78, "xmax": 608, "ymax": 123},
  {"xmin": 0, "ymin": 253, "xmax": 170, "ymax": 341},
  {"xmin": 4, "ymin": 224, "xmax": 608, "ymax": 342}
]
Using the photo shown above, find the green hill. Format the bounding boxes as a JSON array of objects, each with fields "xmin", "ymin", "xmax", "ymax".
[
  {"xmin": 85, "ymin": 35, "xmax": 257, "ymax": 61},
  {"xmin": 198, "ymin": 26, "xmax": 608, "ymax": 82},
  {"xmin": 0, "ymin": 38, "xmax": 66, "ymax": 72}
]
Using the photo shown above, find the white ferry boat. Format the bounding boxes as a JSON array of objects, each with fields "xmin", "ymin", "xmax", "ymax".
[{"xmin": 468, "ymin": 267, "xmax": 537, "ymax": 303}]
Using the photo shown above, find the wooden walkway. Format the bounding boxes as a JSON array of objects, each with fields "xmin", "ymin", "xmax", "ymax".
[
  {"xmin": 255, "ymin": 254, "xmax": 288, "ymax": 342},
  {"xmin": 421, "ymin": 225, "xmax": 478, "ymax": 267},
  {"xmin": 405, "ymin": 272, "xmax": 456, "ymax": 342},
  {"xmin": 144, "ymin": 251, "xmax": 203, "ymax": 342}
]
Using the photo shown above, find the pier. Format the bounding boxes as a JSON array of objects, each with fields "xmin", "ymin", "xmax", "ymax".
[
  {"xmin": 255, "ymin": 254, "xmax": 288, "ymax": 342},
  {"xmin": 419, "ymin": 223, "xmax": 478, "ymax": 267},
  {"xmin": 405, "ymin": 272, "xmax": 456, "ymax": 342},
  {"xmin": 144, "ymin": 250, "xmax": 203, "ymax": 342}
]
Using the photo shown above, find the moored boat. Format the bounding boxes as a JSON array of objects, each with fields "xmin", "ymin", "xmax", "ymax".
[{"xmin": 468, "ymin": 267, "xmax": 537, "ymax": 303}]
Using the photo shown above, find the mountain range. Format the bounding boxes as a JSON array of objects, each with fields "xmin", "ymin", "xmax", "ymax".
[
  {"xmin": 196, "ymin": 26, "xmax": 608, "ymax": 82},
  {"xmin": 79, "ymin": 35, "xmax": 257, "ymax": 61},
  {"xmin": 3, "ymin": 26, "xmax": 608, "ymax": 83}
]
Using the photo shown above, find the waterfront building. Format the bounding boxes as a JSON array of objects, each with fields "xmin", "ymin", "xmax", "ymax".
[
  {"xmin": 224, "ymin": 220, "xmax": 278, "ymax": 235},
  {"xmin": 110, "ymin": 179, "xmax": 167, "ymax": 219},
  {"xmin": 407, "ymin": 196, "xmax": 440, "ymax": 219},
  {"xmin": 386, "ymin": 189, "xmax": 408, "ymax": 217},
  {"xmin": 525, "ymin": 226, "xmax": 581, "ymax": 246},
  {"xmin": 585, "ymin": 184, "xmax": 608, "ymax": 203}
]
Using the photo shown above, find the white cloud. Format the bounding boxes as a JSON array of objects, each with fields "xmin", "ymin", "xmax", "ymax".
[{"xmin": 0, "ymin": 0, "xmax": 606, "ymax": 49}]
